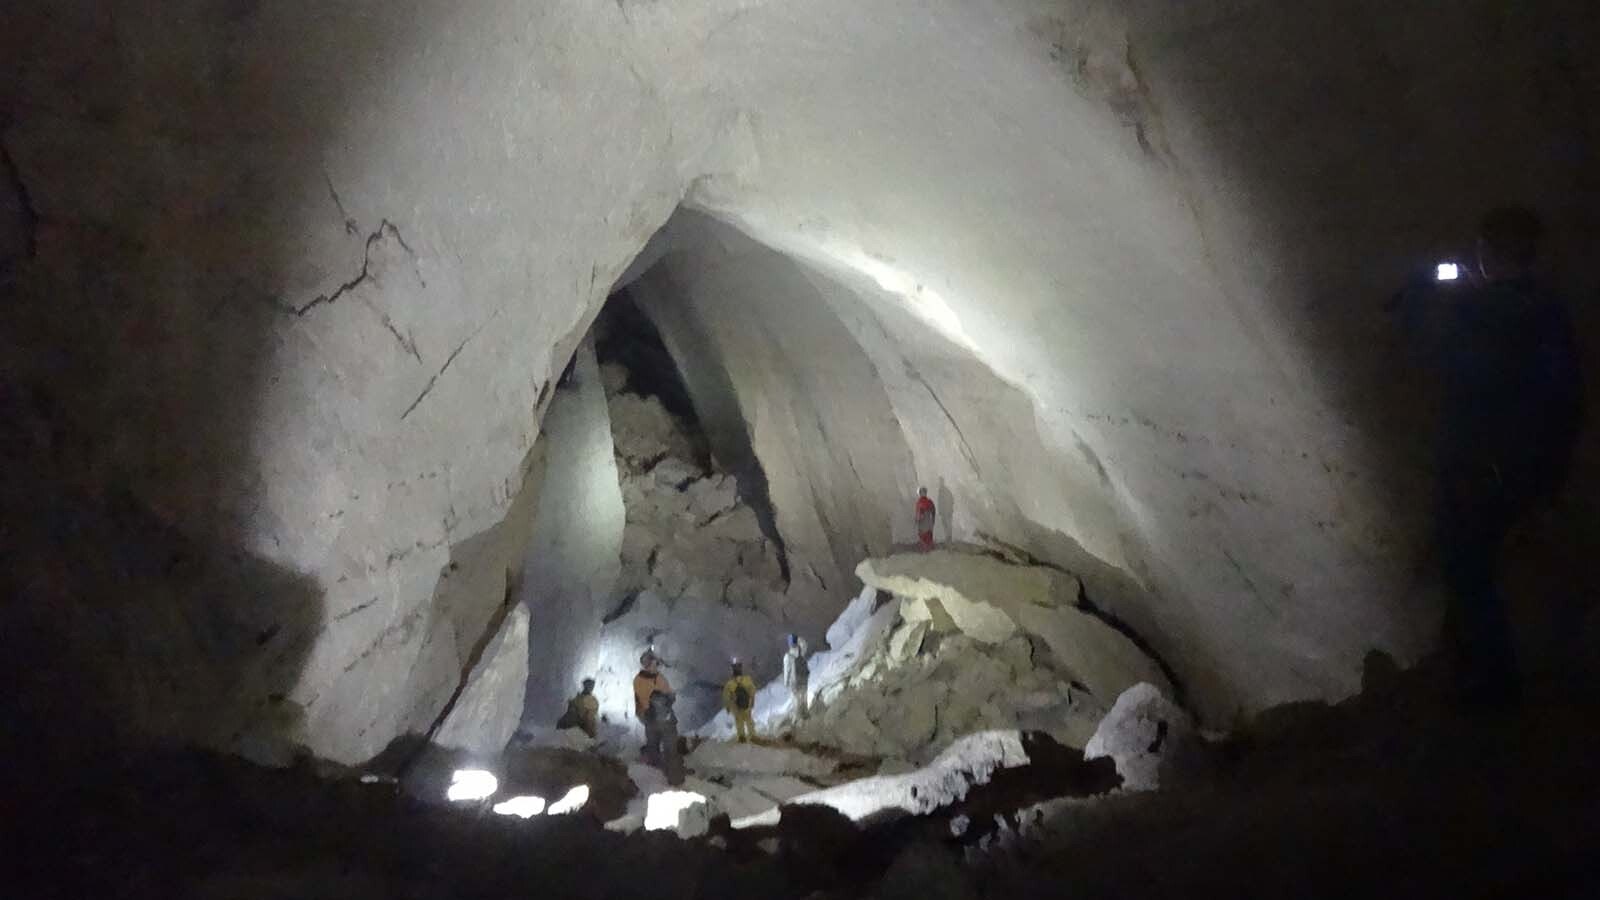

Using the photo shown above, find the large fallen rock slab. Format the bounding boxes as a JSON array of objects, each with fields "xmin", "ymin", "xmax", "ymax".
[
  {"xmin": 432, "ymin": 603, "xmax": 529, "ymax": 756},
  {"xmin": 686, "ymin": 741, "xmax": 839, "ymax": 780},
  {"xmin": 1084, "ymin": 682, "xmax": 1197, "ymax": 791},
  {"xmin": 1015, "ymin": 604, "xmax": 1172, "ymax": 706},
  {"xmin": 857, "ymin": 552, "xmax": 1172, "ymax": 704},
  {"xmin": 858, "ymin": 552, "xmax": 1079, "ymax": 644}
]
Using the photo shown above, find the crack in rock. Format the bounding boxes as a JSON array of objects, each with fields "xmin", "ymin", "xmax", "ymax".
[
  {"xmin": 282, "ymin": 219, "xmax": 416, "ymax": 317},
  {"xmin": 905, "ymin": 361, "xmax": 981, "ymax": 476},
  {"xmin": 323, "ymin": 170, "xmax": 360, "ymax": 236},
  {"xmin": 361, "ymin": 296, "xmax": 423, "ymax": 363},
  {"xmin": 400, "ymin": 319, "xmax": 485, "ymax": 420}
]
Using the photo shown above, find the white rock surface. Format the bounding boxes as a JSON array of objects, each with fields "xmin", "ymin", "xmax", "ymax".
[
  {"xmin": 433, "ymin": 604, "xmax": 530, "ymax": 756},
  {"xmin": 734, "ymin": 730, "xmax": 1029, "ymax": 828},
  {"xmin": 1084, "ymin": 683, "xmax": 1197, "ymax": 791}
]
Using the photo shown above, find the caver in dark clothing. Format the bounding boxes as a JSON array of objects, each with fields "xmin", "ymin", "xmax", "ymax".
[{"xmin": 1396, "ymin": 266, "xmax": 1584, "ymax": 703}]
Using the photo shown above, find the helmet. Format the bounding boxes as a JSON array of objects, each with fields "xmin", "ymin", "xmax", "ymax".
[
  {"xmin": 787, "ymin": 633, "xmax": 798, "ymax": 646},
  {"xmin": 640, "ymin": 650, "xmax": 658, "ymax": 668}
]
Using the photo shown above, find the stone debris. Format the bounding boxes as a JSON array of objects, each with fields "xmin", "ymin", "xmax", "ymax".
[
  {"xmin": 698, "ymin": 551, "xmax": 1180, "ymax": 764},
  {"xmin": 859, "ymin": 551, "xmax": 1174, "ymax": 703},
  {"xmin": 1083, "ymin": 682, "xmax": 1197, "ymax": 791}
]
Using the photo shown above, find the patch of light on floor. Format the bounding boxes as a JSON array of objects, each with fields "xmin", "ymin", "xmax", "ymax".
[
  {"xmin": 492, "ymin": 795, "xmax": 547, "ymax": 818},
  {"xmin": 644, "ymin": 790, "xmax": 707, "ymax": 831},
  {"xmin": 547, "ymin": 784, "xmax": 591, "ymax": 815},
  {"xmin": 446, "ymin": 769, "xmax": 499, "ymax": 802}
]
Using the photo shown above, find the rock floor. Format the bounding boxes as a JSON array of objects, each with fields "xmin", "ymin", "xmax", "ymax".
[{"xmin": 15, "ymin": 672, "xmax": 1600, "ymax": 899}]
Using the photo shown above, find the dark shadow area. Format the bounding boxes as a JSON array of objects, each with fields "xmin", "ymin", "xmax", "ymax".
[
  {"xmin": 0, "ymin": 2, "xmax": 447, "ymax": 767},
  {"xmin": 1117, "ymin": 0, "xmax": 1600, "ymax": 649},
  {"xmin": 12, "ymin": 743, "xmax": 802, "ymax": 900}
]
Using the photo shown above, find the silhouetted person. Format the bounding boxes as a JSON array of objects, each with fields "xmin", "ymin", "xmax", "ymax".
[
  {"xmin": 1393, "ymin": 205, "xmax": 1584, "ymax": 707},
  {"xmin": 914, "ymin": 486, "xmax": 937, "ymax": 551}
]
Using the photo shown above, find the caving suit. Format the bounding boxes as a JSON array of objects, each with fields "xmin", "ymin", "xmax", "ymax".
[{"xmin": 722, "ymin": 674, "xmax": 759, "ymax": 742}]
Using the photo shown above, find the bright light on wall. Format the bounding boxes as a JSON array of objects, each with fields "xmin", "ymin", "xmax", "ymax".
[
  {"xmin": 644, "ymin": 790, "xmax": 707, "ymax": 831},
  {"xmin": 547, "ymin": 784, "xmax": 591, "ymax": 815},
  {"xmin": 1436, "ymin": 262, "xmax": 1460, "ymax": 282},
  {"xmin": 492, "ymin": 795, "xmax": 548, "ymax": 818},
  {"xmin": 827, "ymin": 246, "xmax": 977, "ymax": 352},
  {"xmin": 446, "ymin": 769, "xmax": 499, "ymax": 802}
]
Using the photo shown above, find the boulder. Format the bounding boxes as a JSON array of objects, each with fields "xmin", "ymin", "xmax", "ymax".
[
  {"xmin": 875, "ymin": 679, "xmax": 942, "ymax": 754},
  {"xmin": 1015, "ymin": 604, "xmax": 1172, "ymax": 705},
  {"xmin": 684, "ymin": 473, "xmax": 739, "ymax": 523},
  {"xmin": 886, "ymin": 620, "xmax": 930, "ymax": 665},
  {"xmin": 432, "ymin": 603, "xmax": 529, "ymax": 756},
  {"xmin": 827, "ymin": 585, "xmax": 879, "ymax": 650},
  {"xmin": 736, "ymin": 775, "xmax": 818, "ymax": 803},
  {"xmin": 686, "ymin": 741, "xmax": 839, "ymax": 780},
  {"xmin": 1017, "ymin": 699, "xmax": 1102, "ymax": 750},
  {"xmin": 650, "ymin": 456, "xmax": 702, "ymax": 489},
  {"xmin": 739, "ymin": 542, "xmax": 784, "ymax": 582},
  {"xmin": 860, "ymin": 551, "xmax": 1172, "ymax": 703},
  {"xmin": 1084, "ymin": 682, "xmax": 1196, "ymax": 790},
  {"xmin": 857, "ymin": 551, "xmax": 1081, "ymax": 644},
  {"xmin": 608, "ymin": 393, "xmax": 698, "ymax": 472},
  {"xmin": 899, "ymin": 594, "xmax": 960, "ymax": 634},
  {"xmin": 733, "ymin": 731, "xmax": 1030, "ymax": 828}
]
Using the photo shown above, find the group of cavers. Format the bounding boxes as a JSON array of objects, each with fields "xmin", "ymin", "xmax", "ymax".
[
  {"xmin": 551, "ymin": 488, "xmax": 945, "ymax": 778},
  {"xmin": 554, "ymin": 635, "xmax": 812, "ymax": 781}
]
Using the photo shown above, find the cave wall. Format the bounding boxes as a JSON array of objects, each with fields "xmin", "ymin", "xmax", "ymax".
[
  {"xmin": 2, "ymin": 0, "xmax": 1595, "ymax": 759},
  {"xmin": 631, "ymin": 224, "xmax": 919, "ymax": 596}
]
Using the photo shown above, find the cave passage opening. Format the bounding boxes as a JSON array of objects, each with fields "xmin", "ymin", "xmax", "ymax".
[{"xmin": 516, "ymin": 260, "xmax": 819, "ymax": 738}]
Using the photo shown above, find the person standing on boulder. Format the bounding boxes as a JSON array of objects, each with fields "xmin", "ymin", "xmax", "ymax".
[
  {"xmin": 783, "ymin": 634, "xmax": 810, "ymax": 720},
  {"xmin": 722, "ymin": 659, "xmax": 759, "ymax": 743},
  {"xmin": 914, "ymin": 486, "xmax": 937, "ymax": 551},
  {"xmin": 633, "ymin": 651, "xmax": 674, "ymax": 765}
]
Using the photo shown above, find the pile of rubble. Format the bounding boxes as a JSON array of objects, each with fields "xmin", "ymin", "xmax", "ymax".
[
  {"xmin": 704, "ymin": 550, "xmax": 1182, "ymax": 769},
  {"xmin": 592, "ymin": 364, "xmax": 836, "ymax": 730}
]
